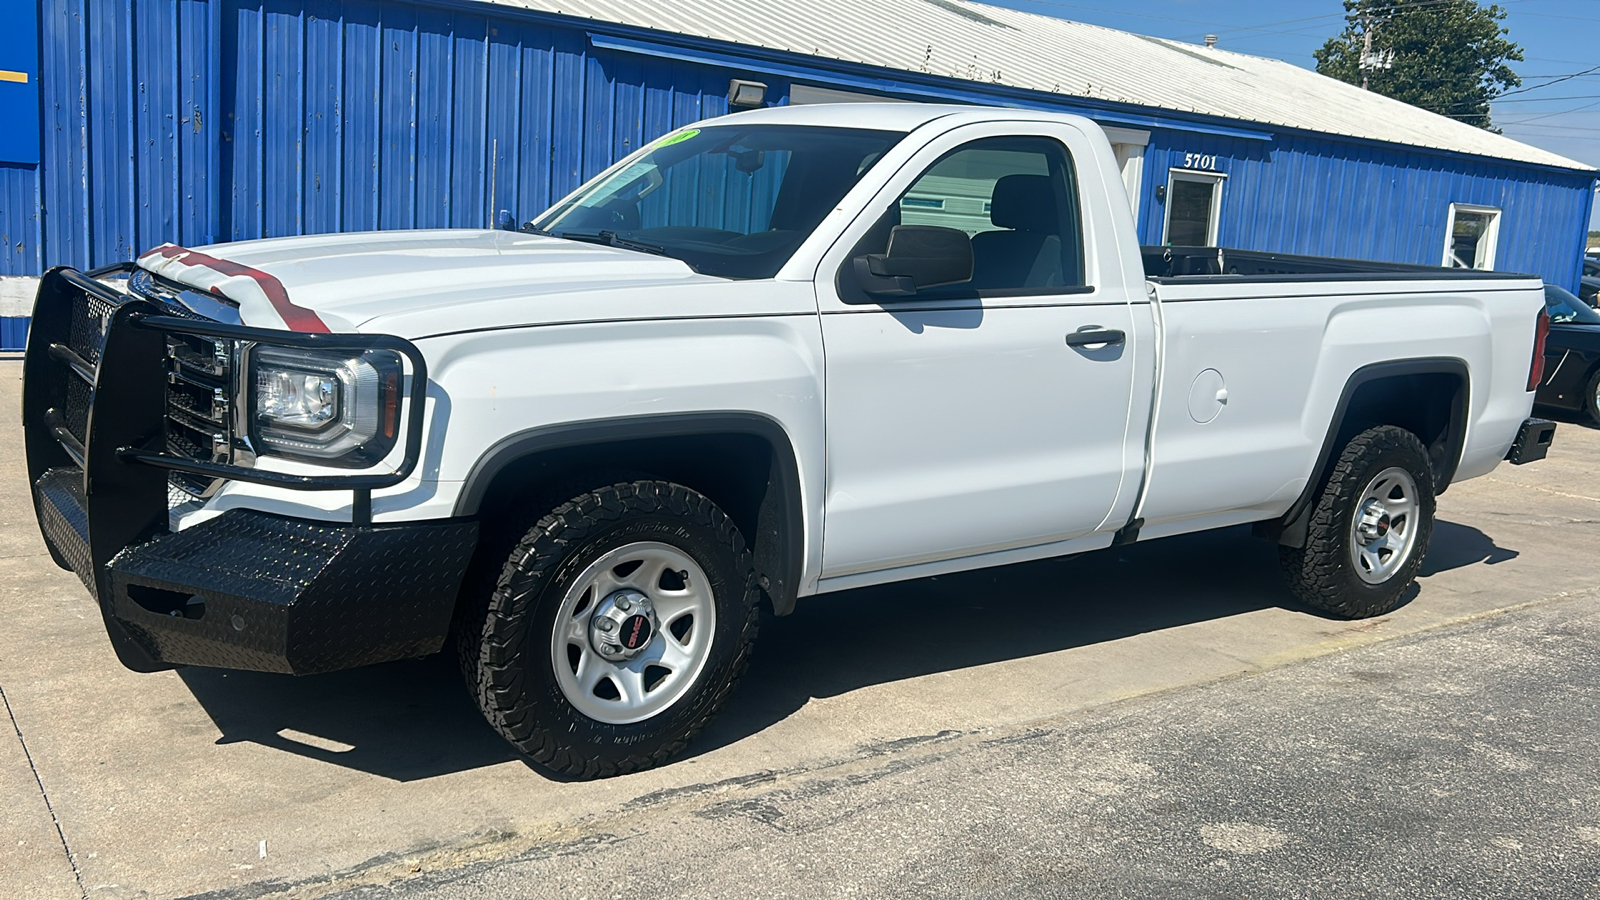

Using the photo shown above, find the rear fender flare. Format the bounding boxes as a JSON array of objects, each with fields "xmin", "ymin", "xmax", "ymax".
[{"xmin": 1261, "ymin": 357, "xmax": 1469, "ymax": 548}]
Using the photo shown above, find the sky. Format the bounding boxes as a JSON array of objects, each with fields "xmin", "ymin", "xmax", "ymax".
[{"xmin": 979, "ymin": 0, "xmax": 1600, "ymax": 230}]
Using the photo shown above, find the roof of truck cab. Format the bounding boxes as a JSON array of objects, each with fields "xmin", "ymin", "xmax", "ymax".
[
  {"xmin": 711, "ymin": 103, "xmax": 973, "ymax": 131},
  {"xmin": 711, "ymin": 103, "xmax": 1097, "ymax": 133},
  {"xmin": 477, "ymin": 0, "xmax": 1592, "ymax": 172}
]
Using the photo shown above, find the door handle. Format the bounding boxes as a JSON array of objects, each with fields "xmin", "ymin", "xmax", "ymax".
[{"xmin": 1065, "ymin": 328, "xmax": 1126, "ymax": 347}]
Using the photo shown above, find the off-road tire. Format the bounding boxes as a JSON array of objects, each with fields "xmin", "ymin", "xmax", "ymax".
[
  {"xmin": 1278, "ymin": 425, "xmax": 1435, "ymax": 619},
  {"xmin": 450, "ymin": 471, "xmax": 642, "ymax": 699},
  {"xmin": 464, "ymin": 479, "xmax": 759, "ymax": 779}
]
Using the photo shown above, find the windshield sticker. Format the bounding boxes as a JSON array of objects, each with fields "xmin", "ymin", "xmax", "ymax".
[{"xmin": 653, "ymin": 128, "xmax": 699, "ymax": 148}]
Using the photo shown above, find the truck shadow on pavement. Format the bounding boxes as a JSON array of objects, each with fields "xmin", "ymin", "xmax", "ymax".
[
  {"xmin": 176, "ymin": 656, "xmax": 519, "ymax": 781},
  {"xmin": 692, "ymin": 520, "xmax": 1516, "ymax": 759},
  {"xmin": 1420, "ymin": 520, "xmax": 1519, "ymax": 574},
  {"xmin": 173, "ymin": 521, "xmax": 1512, "ymax": 781},
  {"xmin": 1533, "ymin": 407, "xmax": 1598, "ymax": 431}
]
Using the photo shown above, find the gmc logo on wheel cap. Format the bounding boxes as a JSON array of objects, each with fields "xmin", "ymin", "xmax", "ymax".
[{"xmin": 621, "ymin": 614, "xmax": 653, "ymax": 649}]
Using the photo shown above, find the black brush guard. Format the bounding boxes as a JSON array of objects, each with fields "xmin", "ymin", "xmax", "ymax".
[{"xmin": 22, "ymin": 265, "xmax": 477, "ymax": 675}]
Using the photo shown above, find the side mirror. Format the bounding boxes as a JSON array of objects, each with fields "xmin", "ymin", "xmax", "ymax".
[{"xmin": 854, "ymin": 225, "xmax": 974, "ymax": 298}]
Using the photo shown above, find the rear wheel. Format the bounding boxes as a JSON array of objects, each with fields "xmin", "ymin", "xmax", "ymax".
[
  {"xmin": 1278, "ymin": 425, "xmax": 1435, "ymax": 619},
  {"xmin": 463, "ymin": 480, "xmax": 759, "ymax": 779}
]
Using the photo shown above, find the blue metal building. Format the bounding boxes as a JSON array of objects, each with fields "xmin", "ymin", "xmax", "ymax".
[{"xmin": 1, "ymin": 0, "xmax": 1596, "ymax": 347}]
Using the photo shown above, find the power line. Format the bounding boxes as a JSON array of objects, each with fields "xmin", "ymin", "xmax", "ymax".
[
  {"xmin": 1508, "ymin": 10, "xmax": 1600, "ymax": 24},
  {"xmin": 1492, "ymin": 95, "xmax": 1600, "ymax": 105},
  {"xmin": 1444, "ymin": 98, "xmax": 1600, "ymax": 123},
  {"xmin": 1523, "ymin": 58, "xmax": 1600, "ymax": 67},
  {"xmin": 1496, "ymin": 64, "xmax": 1600, "ymax": 99},
  {"xmin": 1498, "ymin": 99, "xmax": 1600, "ymax": 125},
  {"xmin": 1500, "ymin": 123, "xmax": 1600, "ymax": 135}
]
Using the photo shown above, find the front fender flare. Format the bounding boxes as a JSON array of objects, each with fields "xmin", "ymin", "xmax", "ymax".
[{"xmin": 454, "ymin": 412, "xmax": 806, "ymax": 614}]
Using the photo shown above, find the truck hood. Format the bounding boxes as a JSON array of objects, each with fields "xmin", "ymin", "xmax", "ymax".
[{"xmin": 136, "ymin": 229, "xmax": 720, "ymax": 336}]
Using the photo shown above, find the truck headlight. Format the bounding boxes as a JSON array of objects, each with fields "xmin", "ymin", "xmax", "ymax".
[{"xmin": 250, "ymin": 346, "xmax": 403, "ymax": 467}]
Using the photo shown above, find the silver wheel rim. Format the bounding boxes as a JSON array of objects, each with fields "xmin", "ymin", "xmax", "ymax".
[
  {"xmin": 1349, "ymin": 466, "xmax": 1420, "ymax": 585},
  {"xmin": 550, "ymin": 541, "xmax": 716, "ymax": 725}
]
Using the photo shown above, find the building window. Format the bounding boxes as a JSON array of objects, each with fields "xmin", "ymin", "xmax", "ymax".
[
  {"xmin": 1443, "ymin": 203, "xmax": 1501, "ymax": 269},
  {"xmin": 1163, "ymin": 170, "xmax": 1225, "ymax": 246}
]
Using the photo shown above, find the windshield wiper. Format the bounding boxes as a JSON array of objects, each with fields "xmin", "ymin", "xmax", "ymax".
[{"xmin": 557, "ymin": 230, "xmax": 671, "ymax": 257}]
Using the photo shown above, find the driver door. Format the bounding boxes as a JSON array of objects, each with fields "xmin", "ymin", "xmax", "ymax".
[{"xmin": 816, "ymin": 122, "xmax": 1141, "ymax": 580}]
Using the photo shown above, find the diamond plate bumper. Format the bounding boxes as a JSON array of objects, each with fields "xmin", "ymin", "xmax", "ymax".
[
  {"xmin": 34, "ymin": 466, "xmax": 478, "ymax": 675},
  {"xmin": 24, "ymin": 265, "xmax": 464, "ymax": 676}
]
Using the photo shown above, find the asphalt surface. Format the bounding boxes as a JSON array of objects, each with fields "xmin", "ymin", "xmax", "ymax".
[
  {"xmin": 318, "ymin": 594, "xmax": 1600, "ymax": 900},
  {"xmin": 3, "ymin": 355, "xmax": 1600, "ymax": 899}
]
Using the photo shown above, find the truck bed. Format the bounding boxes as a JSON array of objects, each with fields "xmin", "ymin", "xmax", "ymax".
[
  {"xmin": 1131, "ymin": 254, "xmax": 1544, "ymax": 544},
  {"xmin": 1142, "ymin": 246, "xmax": 1535, "ymax": 282}
]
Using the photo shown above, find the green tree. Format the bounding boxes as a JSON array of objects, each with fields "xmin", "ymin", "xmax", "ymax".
[{"xmin": 1314, "ymin": 0, "xmax": 1522, "ymax": 131}]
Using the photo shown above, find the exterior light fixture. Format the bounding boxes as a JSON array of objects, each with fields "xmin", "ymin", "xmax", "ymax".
[{"xmin": 728, "ymin": 79, "xmax": 767, "ymax": 109}]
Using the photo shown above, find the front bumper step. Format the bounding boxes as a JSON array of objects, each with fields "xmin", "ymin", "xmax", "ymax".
[
  {"xmin": 35, "ymin": 467, "xmax": 94, "ymax": 590},
  {"xmin": 34, "ymin": 466, "xmax": 478, "ymax": 675}
]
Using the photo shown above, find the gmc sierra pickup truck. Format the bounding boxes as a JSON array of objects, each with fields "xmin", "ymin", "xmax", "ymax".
[{"xmin": 23, "ymin": 104, "xmax": 1556, "ymax": 778}]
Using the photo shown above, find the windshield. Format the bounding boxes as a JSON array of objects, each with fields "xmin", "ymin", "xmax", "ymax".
[
  {"xmin": 1545, "ymin": 284, "xmax": 1600, "ymax": 324},
  {"xmin": 533, "ymin": 125, "xmax": 904, "ymax": 279}
]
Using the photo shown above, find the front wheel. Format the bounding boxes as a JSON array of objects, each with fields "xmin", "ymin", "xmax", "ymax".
[
  {"xmin": 1278, "ymin": 425, "xmax": 1436, "ymax": 619},
  {"xmin": 465, "ymin": 480, "xmax": 759, "ymax": 779}
]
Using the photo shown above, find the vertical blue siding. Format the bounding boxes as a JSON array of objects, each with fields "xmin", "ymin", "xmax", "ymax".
[
  {"xmin": 1137, "ymin": 128, "xmax": 1594, "ymax": 290},
  {"xmin": 0, "ymin": 0, "xmax": 1591, "ymax": 315},
  {"xmin": 15, "ymin": 0, "xmax": 750, "ymax": 277},
  {"xmin": 1, "ymin": 317, "xmax": 29, "ymax": 351},
  {"xmin": 0, "ymin": 164, "xmax": 41, "ymax": 273}
]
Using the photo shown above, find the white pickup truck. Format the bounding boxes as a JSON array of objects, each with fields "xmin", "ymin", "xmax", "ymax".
[{"xmin": 24, "ymin": 104, "xmax": 1555, "ymax": 778}]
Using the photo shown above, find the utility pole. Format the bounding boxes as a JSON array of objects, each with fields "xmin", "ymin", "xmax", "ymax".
[
  {"xmin": 1357, "ymin": 12, "xmax": 1394, "ymax": 90},
  {"xmin": 1360, "ymin": 15, "xmax": 1375, "ymax": 89}
]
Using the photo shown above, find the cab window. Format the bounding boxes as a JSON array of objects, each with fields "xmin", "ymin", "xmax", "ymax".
[{"xmin": 845, "ymin": 136, "xmax": 1085, "ymax": 296}]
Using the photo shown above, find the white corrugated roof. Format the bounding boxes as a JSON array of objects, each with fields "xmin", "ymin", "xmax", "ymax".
[{"xmin": 480, "ymin": 0, "xmax": 1591, "ymax": 172}]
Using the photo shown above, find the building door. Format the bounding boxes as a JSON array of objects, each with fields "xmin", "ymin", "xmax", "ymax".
[{"xmin": 1163, "ymin": 170, "xmax": 1225, "ymax": 246}]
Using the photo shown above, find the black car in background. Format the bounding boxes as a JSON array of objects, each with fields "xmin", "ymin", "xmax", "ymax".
[
  {"xmin": 1582, "ymin": 256, "xmax": 1599, "ymax": 306},
  {"xmin": 1537, "ymin": 283, "xmax": 1600, "ymax": 424}
]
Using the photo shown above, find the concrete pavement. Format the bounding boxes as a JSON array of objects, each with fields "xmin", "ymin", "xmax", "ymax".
[{"xmin": 1, "ymin": 355, "xmax": 1598, "ymax": 898}]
